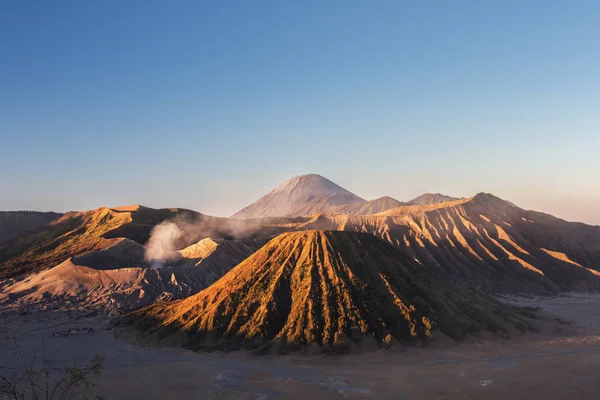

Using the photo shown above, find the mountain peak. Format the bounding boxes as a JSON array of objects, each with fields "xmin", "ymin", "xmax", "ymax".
[
  {"xmin": 471, "ymin": 192, "xmax": 518, "ymax": 209},
  {"xmin": 271, "ymin": 174, "xmax": 354, "ymax": 196},
  {"xmin": 232, "ymin": 174, "xmax": 364, "ymax": 219},
  {"xmin": 406, "ymin": 193, "xmax": 459, "ymax": 206}
]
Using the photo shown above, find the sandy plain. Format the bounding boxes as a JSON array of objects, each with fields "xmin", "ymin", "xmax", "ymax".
[{"xmin": 1, "ymin": 293, "xmax": 600, "ymax": 399}]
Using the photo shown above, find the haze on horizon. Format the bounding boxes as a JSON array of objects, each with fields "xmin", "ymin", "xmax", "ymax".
[{"xmin": 1, "ymin": 1, "xmax": 599, "ymax": 225}]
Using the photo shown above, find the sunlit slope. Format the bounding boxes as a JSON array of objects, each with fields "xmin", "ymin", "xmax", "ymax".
[
  {"xmin": 297, "ymin": 194, "xmax": 600, "ymax": 293},
  {"xmin": 0, "ymin": 206, "xmax": 219, "ymax": 279},
  {"xmin": 128, "ymin": 231, "xmax": 531, "ymax": 353}
]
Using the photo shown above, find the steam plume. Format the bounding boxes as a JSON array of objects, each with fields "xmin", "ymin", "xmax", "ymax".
[
  {"xmin": 144, "ymin": 212, "xmax": 281, "ymax": 267},
  {"xmin": 144, "ymin": 221, "xmax": 182, "ymax": 268}
]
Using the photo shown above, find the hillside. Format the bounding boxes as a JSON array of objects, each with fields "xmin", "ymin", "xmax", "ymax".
[
  {"xmin": 127, "ymin": 231, "xmax": 533, "ymax": 353},
  {"xmin": 0, "ymin": 211, "xmax": 62, "ymax": 244},
  {"xmin": 176, "ymin": 238, "xmax": 264, "ymax": 268},
  {"xmin": 334, "ymin": 196, "xmax": 404, "ymax": 215},
  {"xmin": 406, "ymin": 193, "xmax": 459, "ymax": 206},
  {"xmin": 232, "ymin": 174, "xmax": 364, "ymax": 218},
  {"xmin": 295, "ymin": 194, "xmax": 600, "ymax": 293},
  {"xmin": 0, "ymin": 206, "xmax": 233, "ymax": 279},
  {"xmin": 0, "ymin": 237, "xmax": 260, "ymax": 314}
]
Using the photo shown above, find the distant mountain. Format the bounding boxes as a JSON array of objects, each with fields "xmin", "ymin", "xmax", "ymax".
[
  {"xmin": 334, "ymin": 196, "xmax": 405, "ymax": 215},
  {"xmin": 232, "ymin": 175, "xmax": 464, "ymax": 218},
  {"xmin": 127, "ymin": 231, "xmax": 533, "ymax": 353},
  {"xmin": 334, "ymin": 193, "xmax": 459, "ymax": 216},
  {"xmin": 0, "ymin": 211, "xmax": 62, "ymax": 245},
  {"xmin": 406, "ymin": 193, "xmax": 459, "ymax": 206},
  {"xmin": 232, "ymin": 174, "xmax": 364, "ymax": 219}
]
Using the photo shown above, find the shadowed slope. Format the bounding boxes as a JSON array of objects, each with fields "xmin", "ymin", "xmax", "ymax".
[
  {"xmin": 71, "ymin": 238, "xmax": 147, "ymax": 270},
  {"xmin": 128, "ymin": 231, "xmax": 531, "ymax": 353},
  {"xmin": 0, "ymin": 259, "xmax": 210, "ymax": 314},
  {"xmin": 0, "ymin": 211, "xmax": 63, "ymax": 245}
]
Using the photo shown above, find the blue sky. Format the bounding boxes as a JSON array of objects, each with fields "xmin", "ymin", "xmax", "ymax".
[{"xmin": 1, "ymin": 1, "xmax": 599, "ymax": 224}]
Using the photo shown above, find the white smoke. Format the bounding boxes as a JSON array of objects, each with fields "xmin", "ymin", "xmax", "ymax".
[
  {"xmin": 144, "ymin": 221, "xmax": 182, "ymax": 268},
  {"xmin": 143, "ymin": 212, "xmax": 277, "ymax": 268}
]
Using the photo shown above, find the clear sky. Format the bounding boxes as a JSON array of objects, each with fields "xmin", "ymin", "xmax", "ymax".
[{"xmin": 1, "ymin": 1, "xmax": 599, "ymax": 224}]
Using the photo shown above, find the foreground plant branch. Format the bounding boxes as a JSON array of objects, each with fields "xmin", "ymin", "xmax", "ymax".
[{"xmin": 0, "ymin": 328, "xmax": 104, "ymax": 400}]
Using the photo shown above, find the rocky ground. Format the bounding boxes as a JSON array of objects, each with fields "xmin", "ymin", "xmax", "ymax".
[{"xmin": 1, "ymin": 293, "xmax": 600, "ymax": 399}]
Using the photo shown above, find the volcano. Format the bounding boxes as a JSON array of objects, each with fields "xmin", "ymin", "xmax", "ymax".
[
  {"xmin": 128, "ymin": 231, "xmax": 532, "ymax": 353},
  {"xmin": 231, "ymin": 174, "xmax": 364, "ymax": 219}
]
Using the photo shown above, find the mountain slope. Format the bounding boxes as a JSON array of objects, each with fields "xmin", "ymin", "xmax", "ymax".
[
  {"xmin": 0, "ymin": 211, "xmax": 63, "ymax": 245},
  {"xmin": 177, "ymin": 238, "xmax": 264, "ymax": 268},
  {"xmin": 334, "ymin": 196, "xmax": 405, "ymax": 215},
  {"xmin": 406, "ymin": 193, "xmax": 459, "ymax": 206},
  {"xmin": 0, "ymin": 206, "xmax": 233, "ymax": 279},
  {"xmin": 70, "ymin": 238, "xmax": 147, "ymax": 270},
  {"xmin": 127, "ymin": 231, "xmax": 532, "ymax": 353},
  {"xmin": 232, "ymin": 174, "xmax": 364, "ymax": 218},
  {"xmin": 0, "ymin": 238, "xmax": 261, "ymax": 314},
  {"xmin": 296, "ymin": 194, "xmax": 600, "ymax": 293}
]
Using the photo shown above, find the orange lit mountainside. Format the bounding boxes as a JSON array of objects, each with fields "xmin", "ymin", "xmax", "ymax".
[
  {"xmin": 127, "ymin": 231, "xmax": 535, "ymax": 353},
  {"xmin": 288, "ymin": 194, "xmax": 600, "ymax": 293},
  {"xmin": 1, "ymin": 173, "xmax": 600, "ymax": 301},
  {"xmin": 2, "ymin": 173, "xmax": 596, "ymax": 353},
  {"xmin": 0, "ymin": 206, "xmax": 197, "ymax": 279},
  {"xmin": 0, "ymin": 205, "xmax": 283, "ymax": 279},
  {"xmin": 229, "ymin": 175, "xmax": 600, "ymax": 294}
]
